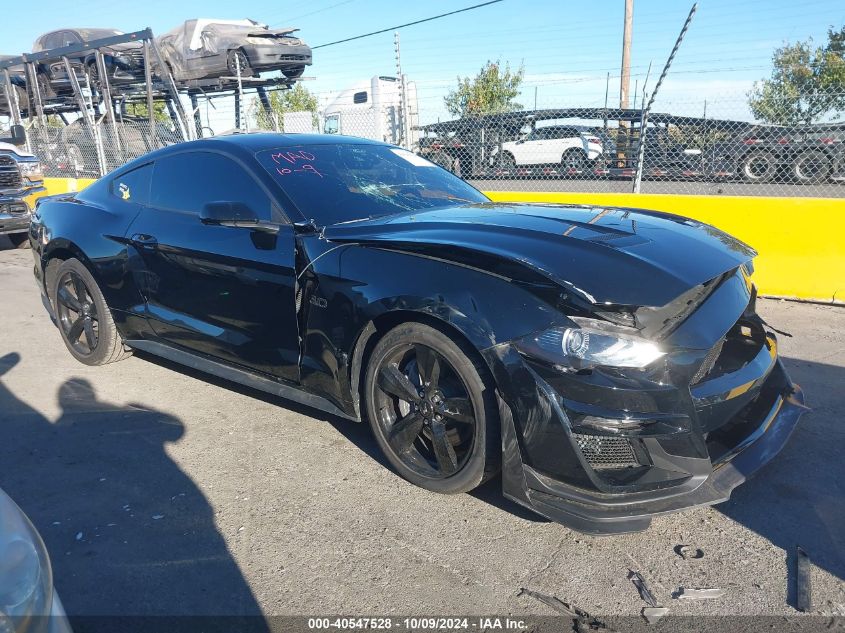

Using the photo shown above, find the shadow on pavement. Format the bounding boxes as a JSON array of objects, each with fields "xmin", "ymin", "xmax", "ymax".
[
  {"xmin": 0, "ymin": 352, "xmax": 268, "ymax": 628},
  {"xmin": 717, "ymin": 356, "xmax": 845, "ymax": 595},
  {"xmin": 136, "ymin": 353, "xmax": 547, "ymax": 523}
]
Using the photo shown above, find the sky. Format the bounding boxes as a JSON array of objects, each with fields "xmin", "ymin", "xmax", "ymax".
[{"xmin": 2, "ymin": 0, "xmax": 844, "ymax": 126}]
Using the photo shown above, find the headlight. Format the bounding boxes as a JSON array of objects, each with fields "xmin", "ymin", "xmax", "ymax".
[
  {"xmin": 515, "ymin": 317, "xmax": 665, "ymax": 370},
  {"xmin": 19, "ymin": 161, "xmax": 43, "ymax": 181},
  {"xmin": 0, "ymin": 490, "xmax": 52, "ymax": 632}
]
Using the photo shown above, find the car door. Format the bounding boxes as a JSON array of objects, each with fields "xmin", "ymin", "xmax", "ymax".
[
  {"xmin": 548, "ymin": 126, "xmax": 578, "ymax": 163},
  {"xmin": 124, "ymin": 149, "xmax": 301, "ymax": 383},
  {"xmin": 516, "ymin": 128, "xmax": 546, "ymax": 165}
]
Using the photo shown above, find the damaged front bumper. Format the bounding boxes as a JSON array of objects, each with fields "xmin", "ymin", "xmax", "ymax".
[
  {"xmin": 243, "ymin": 44, "xmax": 312, "ymax": 70},
  {"xmin": 485, "ymin": 272, "xmax": 808, "ymax": 535}
]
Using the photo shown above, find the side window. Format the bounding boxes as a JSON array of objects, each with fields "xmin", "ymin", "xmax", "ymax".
[
  {"xmin": 352, "ymin": 91, "xmax": 368, "ymax": 104},
  {"xmin": 111, "ymin": 163, "xmax": 152, "ymax": 205},
  {"xmin": 40, "ymin": 33, "xmax": 63, "ymax": 50},
  {"xmin": 149, "ymin": 152, "xmax": 274, "ymax": 221},
  {"xmin": 62, "ymin": 31, "xmax": 82, "ymax": 46}
]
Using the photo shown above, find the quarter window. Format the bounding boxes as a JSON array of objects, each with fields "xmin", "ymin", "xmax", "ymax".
[
  {"xmin": 149, "ymin": 151, "xmax": 275, "ymax": 221},
  {"xmin": 111, "ymin": 163, "xmax": 152, "ymax": 205}
]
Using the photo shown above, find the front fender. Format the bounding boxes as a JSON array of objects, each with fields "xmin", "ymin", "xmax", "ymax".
[{"xmin": 297, "ymin": 239, "xmax": 568, "ymax": 417}]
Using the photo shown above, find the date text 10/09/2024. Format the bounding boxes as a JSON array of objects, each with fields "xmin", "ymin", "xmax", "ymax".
[{"xmin": 307, "ymin": 618, "xmax": 528, "ymax": 630}]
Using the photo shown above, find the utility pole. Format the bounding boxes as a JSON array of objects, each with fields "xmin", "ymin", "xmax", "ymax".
[
  {"xmin": 620, "ymin": 0, "xmax": 633, "ymax": 109},
  {"xmin": 618, "ymin": 0, "xmax": 634, "ymax": 167},
  {"xmin": 394, "ymin": 31, "xmax": 410, "ymax": 149}
]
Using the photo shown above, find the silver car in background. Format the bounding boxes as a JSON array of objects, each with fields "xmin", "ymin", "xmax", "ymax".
[{"xmin": 0, "ymin": 488, "xmax": 71, "ymax": 633}]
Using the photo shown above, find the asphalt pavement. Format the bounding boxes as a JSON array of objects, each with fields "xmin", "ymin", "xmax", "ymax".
[{"xmin": 0, "ymin": 238, "xmax": 843, "ymax": 625}]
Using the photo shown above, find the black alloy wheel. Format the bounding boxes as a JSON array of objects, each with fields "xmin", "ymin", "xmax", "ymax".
[
  {"xmin": 365, "ymin": 323, "xmax": 499, "ymax": 494},
  {"xmin": 48, "ymin": 258, "xmax": 131, "ymax": 366},
  {"xmin": 227, "ymin": 49, "xmax": 252, "ymax": 77},
  {"xmin": 56, "ymin": 270, "xmax": 99, "ymax": 357}
]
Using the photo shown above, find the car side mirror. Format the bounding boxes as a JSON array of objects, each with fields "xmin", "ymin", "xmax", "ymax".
[
  {"xmin": 1, "ymin": 124, "xmax": 26, "ymax": 147},
  {"xmin": 200, "ymin": 201, "xmax": 279, "ymax": 235}
]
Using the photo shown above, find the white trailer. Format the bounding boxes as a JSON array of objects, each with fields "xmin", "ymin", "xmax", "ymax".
[{"xmin": 320, "ymin": 75, "xmax": 418, "ymax": 147}]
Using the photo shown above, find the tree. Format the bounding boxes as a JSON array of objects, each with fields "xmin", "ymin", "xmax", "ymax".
[
  {"xmin": 254, "ymin": 83, "xmax": 319, "ymax": 130},
  {"xmin": 443, "ymin": 60, "xmax": 525, "ymax": 118},
  {"xmin": 124, "ymin": 101, "xmax": 170, "ymax": 123},
  {"xmin": 748, "ymin": 26, "xmax": 845, "ymax": 125}
]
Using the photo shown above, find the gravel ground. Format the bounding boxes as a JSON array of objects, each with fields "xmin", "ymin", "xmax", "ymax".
[{"xmin": 0, "ymin": 239, "xmax": 843, "ymax": 625}]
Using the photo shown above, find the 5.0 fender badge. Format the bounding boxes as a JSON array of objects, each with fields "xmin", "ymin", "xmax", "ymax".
[{"xmin": 309, "ymin": 295, "xmax": 328, "ymax": 308}]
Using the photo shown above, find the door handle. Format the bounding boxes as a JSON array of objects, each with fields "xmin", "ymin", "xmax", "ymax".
[{"xmin": 131, "ymin": 233, "xmax": 158, "ymax": 248}]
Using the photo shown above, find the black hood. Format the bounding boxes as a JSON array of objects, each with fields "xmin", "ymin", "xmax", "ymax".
[{"xmin": 322, "ymin": 203, "xmax": 756, "ymax": 307}]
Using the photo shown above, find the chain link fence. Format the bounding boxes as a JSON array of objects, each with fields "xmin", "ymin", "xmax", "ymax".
[{"xmin": 9, "ymin": 87, "xmax": 845, "ymax": 198}]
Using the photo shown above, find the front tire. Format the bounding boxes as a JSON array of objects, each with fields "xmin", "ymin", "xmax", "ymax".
[
  {"xmin": 500, "ymin": 152, "xmax": 516, "ymax": 169},
  {"xmin": 364, "ymin": 323, "xmax": 500, "ymax": 494},
  {"xmin": 227, "ymin": 49, "xmax": 252, "ymax": 77},
  {"xmin": 48, "ymin": 258, "xmax": 131, "ymax": 366}
]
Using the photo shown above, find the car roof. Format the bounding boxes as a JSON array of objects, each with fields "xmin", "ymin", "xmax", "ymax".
[
  {"xmin": 109, "ymin": 133, "xmax": 389, "ymax": 177},
  {"xmin": 205, "ymin": 132, "xmax": 387, "ymax": 151}
]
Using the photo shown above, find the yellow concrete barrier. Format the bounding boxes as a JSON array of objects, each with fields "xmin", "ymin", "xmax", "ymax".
[
  {"xmin": 486, "ymin": 191, "xmax": 845, "ymax": 304},
  {"xmin": 32, "ymin": 178, "xmax": 843, "ymax": 303}
]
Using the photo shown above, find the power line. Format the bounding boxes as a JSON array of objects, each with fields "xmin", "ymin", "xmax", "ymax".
[
  {"xmin": 269, "ymin": 0, "xmax": 357, "ymax": 27},
  {"xmin": 312, "ymin": 0, "xmax": 504, "ymax": 49}
]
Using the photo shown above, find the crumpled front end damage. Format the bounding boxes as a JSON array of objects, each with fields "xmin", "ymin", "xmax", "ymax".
[{"xmin": 483, "ymin": 268, "xmax": 807, "ymax": 535}]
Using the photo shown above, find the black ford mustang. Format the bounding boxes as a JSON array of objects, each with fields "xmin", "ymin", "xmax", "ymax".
[{"xmin": 30, "ymin": 134, "xmax": 807, "ymax": 534}]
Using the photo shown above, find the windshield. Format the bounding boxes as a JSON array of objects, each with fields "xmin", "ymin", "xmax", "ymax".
[{"xmin": 257, "ymin": 143, "xmax": 489, "ymax": 226}]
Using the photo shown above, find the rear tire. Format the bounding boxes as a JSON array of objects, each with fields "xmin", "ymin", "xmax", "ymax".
[
  {"xmin": 364, "ymin": 322, "xmax": 500, "ymax": 495},
  {"xmin": 562, "ymin": 148, "xmax": 587, "ymax": 172},
  {"xmin": 740, "ymin": 150, "xmax": 777, "ymax": 183},
  {"xmin": 47, "ymin": 258, "xmax": 131, "ymax": 366},
  {"xmin": 428, "ymin": 150, "xmax": 453, "ymax": 171},
  {"xmin": 7, "ymin": 233, "xmax": 30, "ymax": 249},
  {"xmin": 791, "ymin": 150, "xmax": 831, "ymax": 184}
]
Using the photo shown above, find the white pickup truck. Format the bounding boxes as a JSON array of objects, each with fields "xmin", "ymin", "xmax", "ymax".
[{"xmin": 1, "ymin": 126, "xmax": 44, "ymax": 248}]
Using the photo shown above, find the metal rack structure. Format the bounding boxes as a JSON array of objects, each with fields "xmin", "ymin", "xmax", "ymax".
[{"xmin": 0, "ymin": 27, "xmax": 303, "ymax": 176}]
